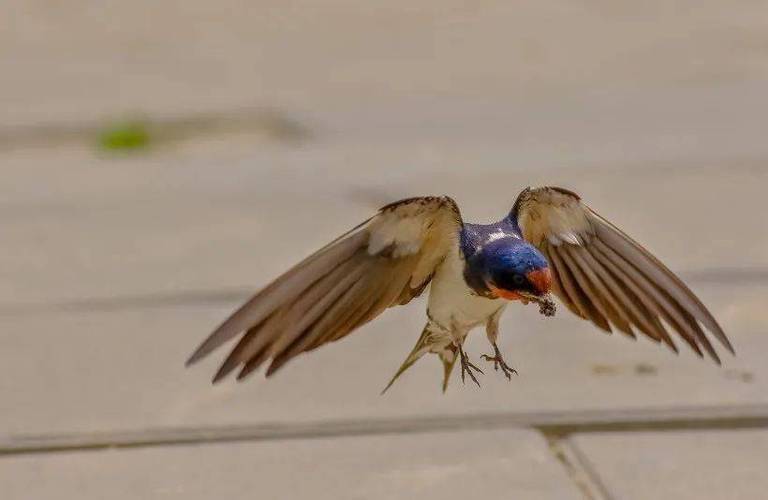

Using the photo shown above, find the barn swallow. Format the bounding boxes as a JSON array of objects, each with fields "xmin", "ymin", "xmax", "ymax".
[{"xmin": 187, "ymin": 186, "xmax": 733, "ymax": 392}]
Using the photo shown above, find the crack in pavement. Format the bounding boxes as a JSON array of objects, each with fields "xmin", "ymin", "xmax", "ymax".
[
  {"xmin": 0, "ymin": 267, "xmax": 766, "ymax": 316},
  {"xmin": 3, "ymin": 404, "xmax": 768, "ymax": 457},
  {"xmin": 543, "ymin": 433, "xmax": 612, "ymax": 500}
]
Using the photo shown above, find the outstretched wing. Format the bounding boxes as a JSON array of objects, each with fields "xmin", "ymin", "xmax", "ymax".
[
  {"xmin": 512, "ymin": 186, "xmax": 733, "ymax": 362},
  {"xmin": 187, "ymin": 196, "xmax": 463, "ymax": 381}
]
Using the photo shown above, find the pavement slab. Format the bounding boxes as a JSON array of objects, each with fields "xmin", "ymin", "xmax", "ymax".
[
  {"xmin": 0, "ymin": 429, "xmax": 582, "ymax": 500},
  {"xmin": 2, "ymin": 136, "xmax": 766, "ymax": 439},
  {"xmin": 3, "ymin": 1, "xmax": 768, "ymax": 129},
  {"xmin": 571, "ymin": 429, "xmax": 768, "ymax": 500},
  {"xmin": 2, "ymin": 146, "xmax": 765, "ymax": 306},
  {"xmin": 1, "ymin": 280, "xmax": 765, "ymax": 437},
  {"xmin": 4, "ymin": 3, "xmax": 768, "ymax": 498}
]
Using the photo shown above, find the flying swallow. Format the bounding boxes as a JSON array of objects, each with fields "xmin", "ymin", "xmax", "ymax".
[{"xmin": 187, "ymin": 186, "xmax": 733, "ymax": 392}]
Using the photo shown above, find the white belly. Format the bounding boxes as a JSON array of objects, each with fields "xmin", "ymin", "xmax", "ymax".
[{"xmin": 427, "ymin": 246, "xmax": 504, "ymax": 333}]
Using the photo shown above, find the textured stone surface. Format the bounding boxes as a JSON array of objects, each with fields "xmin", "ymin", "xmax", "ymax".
[
  {"xmin": 2, "ymin": 140, "xmax": 766, "ymax": 437},
  {"xmin": 1, "ymin": 280, "xmax": 764, "ymax": 436},
  {"xmin": 0, "ymin": 429, "xmax": 581, "ymax": 500},
  {"xmin": 2, "ymin": 148, "xmax": 765, "ymax": 306},
  {"xmin": 3, "ymin": 3, "xmax": 768, "ymax": 497},
  {"xmin": 572, "ymin": 430, "xmax": 768, "ymax": 500},
  {"xmin": 3, "ymin": 1, "xmax": 768, "ymax": 131}
]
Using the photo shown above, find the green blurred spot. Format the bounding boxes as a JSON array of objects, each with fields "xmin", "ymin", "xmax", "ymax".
[{"xmin": 98, "ymin": 121, "xmax": 150, "ymax": 151}]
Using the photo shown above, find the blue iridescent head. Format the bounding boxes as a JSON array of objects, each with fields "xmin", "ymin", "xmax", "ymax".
[{"xmin": 480, "ymin": 238, "xmax": 552, "ymax": 300}]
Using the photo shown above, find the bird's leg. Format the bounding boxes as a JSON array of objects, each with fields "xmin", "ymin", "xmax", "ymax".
[
  {"xmin": 481, "ymin": 343, "xmax": 518, "ymax": 380},
  {"xmin": 457, "ymin": 343, "xmax": 483, "ymax": 387},
  {"xmin": 481, "ymin": 308, "xmax": 518, "ymax": 380},
  {"xmin": 443, "ymin": 321, "xmax": 482, "ymax": 387}
]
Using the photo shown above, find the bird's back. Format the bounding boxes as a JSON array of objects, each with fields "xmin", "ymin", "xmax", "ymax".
[{"xmin": 460, "ymin": 218, "xmax": 523, "ymax": 258}]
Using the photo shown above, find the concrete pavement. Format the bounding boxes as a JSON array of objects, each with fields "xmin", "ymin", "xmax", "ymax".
[
  {"xmin": 2, "ymin": 429, "xmax": 583, "ymax": 500},
  {"xmin": 2, "ymin": 1, "xmax": 768, "ymax": 498}
]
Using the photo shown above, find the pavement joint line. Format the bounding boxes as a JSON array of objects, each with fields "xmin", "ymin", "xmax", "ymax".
[
  {"xmin": 0, "ymin": 288, "xmax": 253, "ymax": 315},
  {"xmin": 542, "ymin": 433, "xmax": 612, "ymax": 500},
  {"xmin": 2, "ymin": 404, "xmax": 768, "ymax": 457},
  {"xmin": 0, "ymin": 107, "xmax": 311, "ymax": 150},
  {"xmin": 0, "ymin": 267, "xmax": 765, "ymax": 316}
]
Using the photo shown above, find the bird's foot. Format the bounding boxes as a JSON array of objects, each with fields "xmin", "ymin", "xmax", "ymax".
[
  {"xmin": 481, "ymin": 343, "xmax": 518, "ymax": 380},
  {"xmin": 457, "ymin": 344, "xmax": 483, "ymax": 387}
]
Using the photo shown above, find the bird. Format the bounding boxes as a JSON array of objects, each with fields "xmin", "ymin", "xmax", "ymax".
[{"xmin": 186, "ymin": 186, "xmax": 733, "ymax": 392}]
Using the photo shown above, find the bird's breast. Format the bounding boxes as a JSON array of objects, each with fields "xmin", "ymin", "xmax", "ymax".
[{"xmin": 427, "ymin": 246, "xmax": 503, "ymax": 331}]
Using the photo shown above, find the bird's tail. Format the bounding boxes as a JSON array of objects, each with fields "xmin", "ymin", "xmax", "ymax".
[
  {"xmin": 381, "ymin": 324, "xmax": 458, "ymax": 394},
  {"xmin": 438, "ymin": 345, "xmax": 458, "ymax": 393}
]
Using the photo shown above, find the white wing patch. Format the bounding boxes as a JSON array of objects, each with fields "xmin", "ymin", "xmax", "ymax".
[
  {"xmin": 367, "ymin": 210, "xmax": 427, "ymax": 257},
  {"xmin": 366, "ymin": 197, "xmax": 459, "ymax": 261},
  {"xmin": 547, "ymin": 232, "xmax": 583, "ymax": 246},
  {"xmin": 517, "ymin": 188, "xmax": 593, "ymax": 247}
]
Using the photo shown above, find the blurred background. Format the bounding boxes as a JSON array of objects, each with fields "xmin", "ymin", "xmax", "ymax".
[{"xmin": 2, "ymin": 1, "xmax": 768, "ymax": 499}]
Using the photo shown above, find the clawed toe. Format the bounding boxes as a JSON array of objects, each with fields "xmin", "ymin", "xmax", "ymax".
[
  {"xmin": 481, "ymin": 345, "xmax": 518, "ymax": 380},
  {"xmin": 457, "ymin": 345, "xmax": 483, "ymax": 387}
]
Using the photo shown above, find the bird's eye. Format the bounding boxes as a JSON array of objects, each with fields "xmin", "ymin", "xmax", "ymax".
[{"xmin": 512, "ymin": 274, "xmax": 525, "ymax": 285}]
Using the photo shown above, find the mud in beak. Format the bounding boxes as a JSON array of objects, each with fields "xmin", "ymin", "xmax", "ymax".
[{"xmin": 490, "ymin": 287, "xmax": 555, "ymax": 316}]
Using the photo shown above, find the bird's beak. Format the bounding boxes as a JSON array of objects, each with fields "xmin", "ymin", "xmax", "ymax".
[
  {"xmin": 488, "ymin": 268, "xmax": 552, "ymax": 302},
  {"xmin": 488, "ymin": 286, "xmax": 522, "ymax": 301},
  {"xmin": 490, "ymin": 287, "xmax": 551, "ymax": 306},
  {"xmin": 526, "ymin": 268, "xmax": 552, "ymax": 295}
]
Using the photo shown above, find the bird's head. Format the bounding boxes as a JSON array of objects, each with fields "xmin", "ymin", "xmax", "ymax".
[{"xmin": 481, "ymin": 240, "xmax": 552, "ymax": 302}]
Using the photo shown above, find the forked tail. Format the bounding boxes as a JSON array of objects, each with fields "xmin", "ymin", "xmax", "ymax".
[{"xmin": 381, "ymin": 324, "xmax": 458, "ymax": 394}]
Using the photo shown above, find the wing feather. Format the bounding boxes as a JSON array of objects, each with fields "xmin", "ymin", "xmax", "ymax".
[
  {"xmin": 268, "ymin": 257, "xmax": 369, "ymax": 357},
  {"xmin": 514, "ymin": 186, "xmax": 732, "ymax": 361},
  {"xmin": 187, "ymin": 230, "xmax": 367, "ymax": 364},
  {"xmin": 590, "ymin": 239, "xmax": 704, "ymax": 355},
  {"xmin": 266, "ymin": 257, "xmax": 420, "ymax": 376},
  {"xmin": 547, "ymin": 246, "xmax": 611, "ymax": 331},
  {"xmin": 562, "ymin": 245, "xmax": 635, "ymax": 338},
  {"xmin": 188, "ymin": 196, "xmax": 463, "ymax": 381},
  {"xmin": 306, "ymin": 274, "xmax": 382, "ymax": 350},
  {"xmin": 577, "ymin": 246, "xmax": 665, "ymax": 342},
  {"xmin": 588, "ymin": 242, "xmax": 677, "ymax": 350},
  {"xmin": 592, "ymin": 214, "xmax": 732, "ymax": 352}
]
